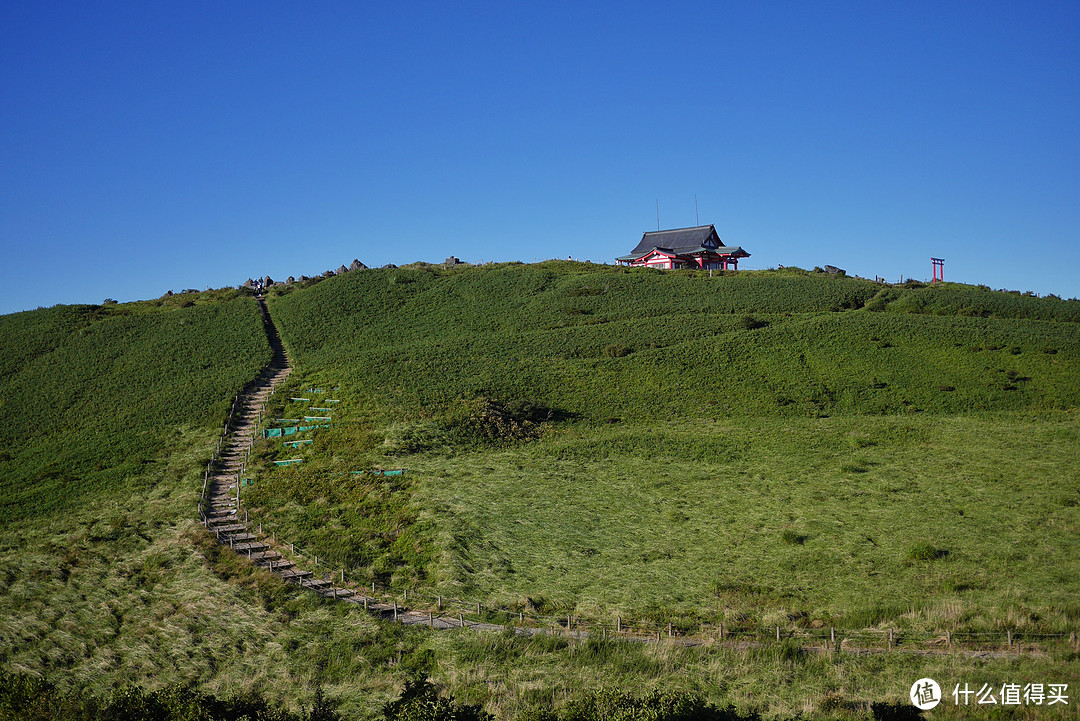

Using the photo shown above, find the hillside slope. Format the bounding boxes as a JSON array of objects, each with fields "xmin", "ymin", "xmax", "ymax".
[
  {"xmin": 0, "ymin": 291, "xmax": 271, "ymax": 522},
  {"xmin": 250, "ymin": 264, "xmax": 1080, "ymax": 636},
  {"xmin": 1, "ymin": 267, "xmax": 1077, "ymax": 719},
  {"xmin": 266, "ymin": 263, "xmax": 1080, "ymax": 421}
]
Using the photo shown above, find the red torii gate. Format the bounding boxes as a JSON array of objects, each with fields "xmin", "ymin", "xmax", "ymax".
[{"xmin": 931, "ymin": 258, "xmax": 945, "ymax": 283}]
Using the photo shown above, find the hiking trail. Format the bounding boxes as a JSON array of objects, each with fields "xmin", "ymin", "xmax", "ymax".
[{"xmin": 199, "ymin": 295, "xmax": 516, "ymax": 633}]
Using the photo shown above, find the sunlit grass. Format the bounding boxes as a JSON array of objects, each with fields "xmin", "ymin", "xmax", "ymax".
[{"xmin": 403, "ymin": 413, "xmax": 1080, "ymax": 634}]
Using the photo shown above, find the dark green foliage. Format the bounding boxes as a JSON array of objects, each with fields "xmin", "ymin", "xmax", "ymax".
[
  {"xmin": 862, "ymin": 288, "xmax": 900, "ymax": 312},
  {"xmin": 905, "ymin": 543, "xmax": 948, "ymax": 562},
  {"xmin": 885, "ymin": 282, "xmax": 1080, "ymax": 321},
  {"xmin": 0, "ymin": 671, "xmax": 338, "ymax": 721},
  {"xmin": 381, "ymin": 678, "xmax": 491, "ymax": 721},
  {"xmin": 780, "ymin": 529, "xmax": 807, "ymax": 545},
  {"xmin": 736, "ymin": 315, "xmax": 768, "ymax": 330},
  {"xmin": 869, "ymin": 701, "xmax": 923, "ymax": 720},
  {"xmin": 449, "ymin": 398, "xmax": 558, "ymax": 445}
]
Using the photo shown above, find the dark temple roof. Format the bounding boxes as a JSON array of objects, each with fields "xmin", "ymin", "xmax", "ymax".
[
  {"xmin": 630, "ymin": 225, "xmax": 722, "ymax": 255},
  {"xmin": 620, "ymin": 225, "xmax": 749, "ymax": 261}
]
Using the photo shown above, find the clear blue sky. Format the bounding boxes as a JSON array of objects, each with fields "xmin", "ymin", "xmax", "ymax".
[{"xmin": 2, "ymin": 1, "xmax": 1078, "ymax": 314}]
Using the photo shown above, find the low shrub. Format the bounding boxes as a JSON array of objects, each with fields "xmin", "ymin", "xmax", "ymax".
[
  {"xmin": 906, "ymin": 543, "xmax": 948, "ymax": 562},
  {"xmin": 781, "ymin": 529, "xmax": 807, "ymax": 545},
  {"xmin": 381, "ymin": 678, "xmax": 490, "ymax": 721},
  {"xmin": 737, "ymin": 315, "xmax": 768, "ymax": 330}
]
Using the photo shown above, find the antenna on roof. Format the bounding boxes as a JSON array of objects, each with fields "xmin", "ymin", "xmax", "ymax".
[
  {"xmin": 656, "ymin": 199, "xmax": 660, "ymax": 231},
  {"xmin": 695, "ymin": 194, "xmax": 699, "ymax": 226}
]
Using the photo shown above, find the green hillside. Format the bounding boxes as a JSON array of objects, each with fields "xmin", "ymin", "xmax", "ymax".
[
  {"xmin": 252, "ymin": 263, "xmax": 1080, "ymax": 637},
  {"xmin": 2, "ymin": 266, "xmax": 1079, "ymax": 720},
  {"xmin": 0, "ymin": 290, "xmax": 270, "ymax": 521},
  {"xmin": 266, "ymin": 263, "xmax": 1080, "ymax": 422}
]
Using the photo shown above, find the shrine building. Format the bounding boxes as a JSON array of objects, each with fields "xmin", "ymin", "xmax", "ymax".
[{"xmin": 615, "ymin": 225, "xmax": 749, "ymax": 270}]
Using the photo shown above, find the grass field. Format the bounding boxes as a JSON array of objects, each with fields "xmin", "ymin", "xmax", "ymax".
[
  {"xmin": 413, "ymin": 413, "xmax": 1080, "ymax": 634},
  {"xmin": 2, "ymin": 265, "xmax": 1079, "ymax": 719}
]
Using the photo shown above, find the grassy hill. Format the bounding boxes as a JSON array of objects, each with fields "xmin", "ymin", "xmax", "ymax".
[
  {"xmin": 256, "ymin": 263, "xmax": 1080, "ymax": 715},
  {"xmin": 2, "ymin": 266, "xmax": 1079, "ymax": 720},
  {"xmin": 253, "ymin": 261, "xmax": 1080, "ymax": 628},
  {"xmin": 265, "ymin": 263, "xmax": 1080, "ymax": 422}
]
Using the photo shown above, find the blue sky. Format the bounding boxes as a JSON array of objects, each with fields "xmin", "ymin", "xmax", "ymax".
[{"xmin": 2, "ymin": 1, "xmax": 1078, "ymax": 314}]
